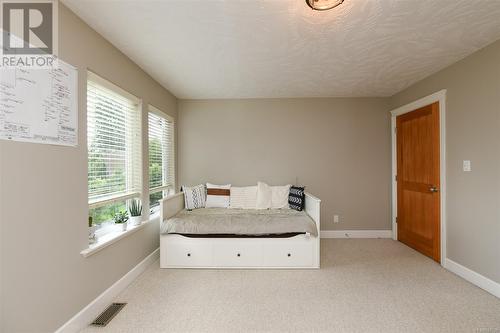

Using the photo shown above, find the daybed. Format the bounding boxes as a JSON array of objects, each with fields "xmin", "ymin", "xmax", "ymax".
[{"xmin": 159, "ymin": 192, "xmax": 321, "ymax": 269}]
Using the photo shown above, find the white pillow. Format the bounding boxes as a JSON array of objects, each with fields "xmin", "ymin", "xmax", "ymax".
[
  {"xmin": 271, "ymin": 184, "xmax": 292, "ymax": 209},
  {"xmin": 256, "ymin": 182, "xmax": 272, "ymax": 209},
  {"xmin": 205, "ymin": 183, "xmax": 231, "ymax": 208},
  {"xmin": 230, "ymin": 186, "xmax": 257, "ymax": 209}
]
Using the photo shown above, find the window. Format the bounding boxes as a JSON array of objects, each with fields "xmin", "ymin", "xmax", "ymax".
[
  {"xmin": 148, "ymin": 105, "xmax": 175, "ymax": 211},
  {"xmin": 87, "ymin": 72, "xmax": 142, "ymax": 224}
]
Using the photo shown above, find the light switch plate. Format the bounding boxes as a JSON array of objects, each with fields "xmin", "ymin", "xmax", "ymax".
[
  {"xmin": 463, "ymin": 160, "xmax": 471, "ymax": 172},
  {"xmin": 333, "ymin": 215, "xmax": 340, "ymax": 223}
]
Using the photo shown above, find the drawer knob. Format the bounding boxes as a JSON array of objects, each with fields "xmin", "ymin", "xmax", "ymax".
[
  {"xmin": 237, "ymin": 253, "xmax": 241, "ymax": 257},
  {"xmin": 287, "ymin": 253, "xmax": 291, "ymax": 257},
  {"xmin": 187, "ymin": 253, "xmax": 191, "ymax": 257}
]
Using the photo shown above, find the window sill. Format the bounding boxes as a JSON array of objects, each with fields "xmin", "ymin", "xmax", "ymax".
[{"xmin": 81, "ymin": 216, "xmax": 159, "ymax": 258}]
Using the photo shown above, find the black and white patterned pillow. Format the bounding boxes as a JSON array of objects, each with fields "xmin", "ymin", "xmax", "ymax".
[
  {"xmin": 288, "ymin": 186, "xmax": 305, "ymax": 211},
  {"xmin": 182, "ymin": 184, "xmax": 206, "ymax": 210}
]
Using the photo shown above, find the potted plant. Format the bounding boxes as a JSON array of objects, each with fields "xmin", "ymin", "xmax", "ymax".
[
  {"xmin": 114, "ymin": 210, "xmax": 129, "ymax": 231},
  {"xmin": 129, "ymin": 199, "xmax": 142, "ymax": 226},
  {"xmin": 88, "ymin": 216, "xmax": 97, "ymax": 244}
]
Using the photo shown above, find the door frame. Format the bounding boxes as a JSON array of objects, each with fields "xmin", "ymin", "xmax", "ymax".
[{"xmin": 390, "ymin": 90, "xmax": 447, "ymax": 266}]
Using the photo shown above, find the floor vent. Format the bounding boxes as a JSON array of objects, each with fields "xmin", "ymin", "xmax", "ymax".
[{"xmin": 91, "ymin": 302, "xmax": 126, "ymax": 327}]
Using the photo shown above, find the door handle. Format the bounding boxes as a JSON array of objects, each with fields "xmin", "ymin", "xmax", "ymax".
[{"xmin": 429, "ymin": 186, "xmax": 439, "ymax": 193}]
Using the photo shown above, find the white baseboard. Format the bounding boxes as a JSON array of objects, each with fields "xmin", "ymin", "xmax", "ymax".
[
  {"xmin": 56, "ymin": 248, "xmax": 160, "ymax": 333},
  {"xmin": 320, "ymin": 230, "xmax": 393, "ymax": 239},
  {"xmin": 444, "ymin": 258, "xmax": 500, "ymax": 299}
]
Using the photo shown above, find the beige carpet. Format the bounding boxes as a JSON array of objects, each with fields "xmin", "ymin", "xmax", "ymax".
[{"xmin": 82, "ymin": 239, "xmax": 500, "ymax": 333}]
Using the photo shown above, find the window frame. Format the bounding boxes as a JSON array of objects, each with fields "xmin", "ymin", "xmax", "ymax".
[
  {"xmin": 148, "ymin": 104, "xmax": 175, "ymax": 211},
  {"xmin": 87, "ymin": 71, "xmax": 143, "ymax": 219}
]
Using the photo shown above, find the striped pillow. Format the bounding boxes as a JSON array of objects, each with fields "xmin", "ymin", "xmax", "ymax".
[
  {"xmin": 205, "ymin": 183, "xmax": 231, "ymax": 208},
  {"xmin": 230, "ymin": 186, "xmax": 257, "ymax": 209},
  {"xmin": 182, "ymin": 184, "xmax": 206, "ymax": 210},
  {"xmin": 288, "ymin": 186, "xmax": 305, "ymax": 211}
]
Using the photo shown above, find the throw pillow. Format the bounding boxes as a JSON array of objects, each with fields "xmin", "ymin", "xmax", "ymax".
[
  {"xmin": 182, "ymin": 184, "xmax": 206, "ymax": 210},
  {"xmin": 230, "ymin": 186, "xmax": 258, "ymax": 209},
  {"xmin": 256, "ymin": 181, "xmax": 272, "ymax": 209},
  {"xmin": 271, "ymin": 184, "xmax": 292, "ymax": 209},
  {"xmin": 205, "ymin": 183, "xmax": 231, "ymax": 208},
  {"xmin": 289, "ymin": 186, "xmax": 305, "ymax": 211}
]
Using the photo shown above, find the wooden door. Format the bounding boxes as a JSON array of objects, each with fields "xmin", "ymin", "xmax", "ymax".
[{"xmin": 397, "ymin": 102, "xmax": 440, "ymax": 262}]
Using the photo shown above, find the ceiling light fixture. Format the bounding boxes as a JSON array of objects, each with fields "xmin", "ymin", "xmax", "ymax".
[{"xmin": 305, "ymin": 0, "xmax": 344, "ymax": 11}]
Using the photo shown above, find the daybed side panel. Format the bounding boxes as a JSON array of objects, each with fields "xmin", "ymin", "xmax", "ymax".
[
  {"xmin": 305, "ymin": 192, "xmax": 321, "ymax": 268},
  {"xmin": 160, "ymin": 192, "xmax": 184, "ymax": 222}
]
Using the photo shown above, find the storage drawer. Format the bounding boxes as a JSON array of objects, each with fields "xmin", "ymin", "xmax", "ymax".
[
  {"xmin": 262, "ymin": 239, "xmax": 314, "ymax": 267},
  {"xmin": 164, "ymin": 237, "xmax": 213, "ymax": 267},
  {"xmin": 213, "ymin": 241, "xmax": 263, "ymax": 267}
]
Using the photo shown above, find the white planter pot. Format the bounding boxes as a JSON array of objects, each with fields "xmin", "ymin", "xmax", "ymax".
[
  {"xmin": 88, "ymin": 225, "xmax": 97, "ymax": 244},
  {"xmin": 121, "ymin": 221, "xmax": 128, "ymax": 231},
  {"xmin": 129, "ymin": 216, "xmax": 142, "ymax": 226}
]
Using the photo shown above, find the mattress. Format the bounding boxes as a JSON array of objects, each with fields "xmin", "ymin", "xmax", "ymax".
[{"xmin": 161, "ymin": 208, "xmax": 318, "ymax": 237}]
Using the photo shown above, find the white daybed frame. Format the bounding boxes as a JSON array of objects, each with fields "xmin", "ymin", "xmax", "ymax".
[{"xmin": 159, "ymin": 192, "xmax": 321, "ymax": 269}]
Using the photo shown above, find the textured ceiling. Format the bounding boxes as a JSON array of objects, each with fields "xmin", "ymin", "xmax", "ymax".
[{"xmin": 62, "ymin": 0, "xmax": 500, "ymax": 99}]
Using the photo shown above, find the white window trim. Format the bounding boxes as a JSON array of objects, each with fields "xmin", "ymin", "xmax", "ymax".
[
  {"xmin": 149, "ymin": 184, "xmax": 172, "ymax": 195},
  {"xmin": 81, "ymin": 216, "xmax": 159, "ymax": 258},
  {"xmin": 89, "ymin": 191, "xmax": 141, "ymax": 209},
  {"xmin": 148, "ymin": 104, "xmax": 176, "ymax": 207},
  {"xmin": 87, "ymin": 71, "xmax": 143, "ymax": 233},
  {"xmin": 82, "ymin": 84, "xmax": 176, "ymax": 256},
  {"xmin": 149, "ymin": 104, "xmax": 174, "ymax": 122},
  {"xmin": 88, "ymin": 71, "xmax": 141, "ymax": 104}
]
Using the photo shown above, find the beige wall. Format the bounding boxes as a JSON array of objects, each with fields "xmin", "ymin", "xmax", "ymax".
[
  {"xmin": 390, "ymin": 40, "xmax": 500, "ymax": 283},
  {"xmin": 2, "ymin": 4, "xmax": 497, "ymax": 331},
  {"xmin": 178, "ymin": 98, "xmax": 391, "ymax": 231},
  {"xmin": 0, "ymin": 5, "xmax": 177, "ymax": 332}
]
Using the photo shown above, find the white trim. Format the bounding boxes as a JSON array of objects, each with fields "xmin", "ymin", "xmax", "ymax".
[
  {"xmin": 444, "ymin": 259, "xmax": 500, "ymax": 299},
  {"xmin": 390, "ymin": 90, "xmax": 446, "ymax": 117},
  {"xmin": 320, "ymin": 230, "xmax": 392, "ymax": 238},
  {"xmin": 87, "ymin": 70, "xmax": 141, "ymax": 103},
  {"xmin": 88, "ymin": 191, "xmax": 141, "ymax": 209},
  {"xmin": 149, "ymin": 184, "xmax": 173, "ymax": 194},
  {"xmin": 390, "ymin": 89, "xmax": 447, "ymax": 265},
  {"xmin": 148, "ymin": 105, "xmax": 176, "ymax": 195},
  {"xmin": 149, "ymin": 104, "xmax": 174, "ymax": 122},
  {"xmin": 56, "ymin": 248, "xmax": 160, "ymax": 333},
  {"xmin": 81, "ymin": 217, "xmax": 158, "ymax": 258}
]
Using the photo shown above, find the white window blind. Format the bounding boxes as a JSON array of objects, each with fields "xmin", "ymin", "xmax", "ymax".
[
  {"xmin": 87, "ymin": 72, "xmax": 142, "ymax": 209},
  {"xmin": 148, "ymin": 106, "xmax": 175, "ymax": 206}
]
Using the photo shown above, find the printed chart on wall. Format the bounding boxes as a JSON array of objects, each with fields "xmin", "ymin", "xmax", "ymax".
[{"xmin": 0, "ymin": 60, "xmax": 78, "ymax": 146}]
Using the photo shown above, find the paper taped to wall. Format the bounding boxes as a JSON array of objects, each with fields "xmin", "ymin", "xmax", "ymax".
[{"xmin": 0, "ymin": 60, "xmax": 78, "ymax": 146}]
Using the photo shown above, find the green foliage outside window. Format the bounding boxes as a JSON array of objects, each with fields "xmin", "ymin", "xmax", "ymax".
[
  {"xmin": 149, "ymin": 138, "xmax": 163, "ymax": 189},
  {"xmin": 88, "ymin": 138, "xmax": 165, "ymax": 224},
  {"xmin": 89, "ymin": 201, "xmax": 126, "ymax": 225},
  {"xmin": 149, "ymin": 137, "xmax": 165, "ymax": 209},
  {"xmin": 150, "ymin": 191, "xmax": 163, "ymax": 210}
]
